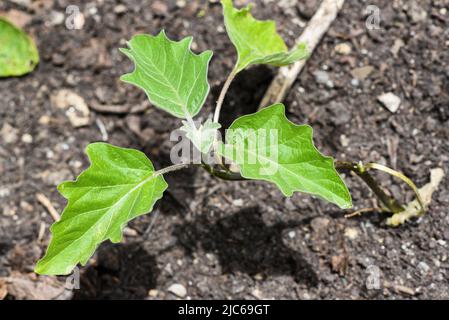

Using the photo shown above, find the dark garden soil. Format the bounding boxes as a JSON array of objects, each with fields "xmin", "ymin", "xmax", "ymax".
[{"xmin": 0, "ymin": 0, "xmax": 448, "ymax": 300}]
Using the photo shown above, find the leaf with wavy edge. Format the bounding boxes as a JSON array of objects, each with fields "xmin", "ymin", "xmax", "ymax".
[
  {"xmin": 120, "ymin": 30, "xmax": 213, "ymax": 119},
  {"xmin": 35, "ymin": 143, "xmax": 168, "ymax": 275},
  {"xmin": 221, "ymin": 0, "xmax": 308, "ymax": 73},
  {"xmin": 218, "ymin": 104, "xmax": 352, "ymax": 209}
]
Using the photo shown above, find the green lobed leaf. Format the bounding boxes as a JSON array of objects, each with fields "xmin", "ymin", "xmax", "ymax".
[
  {"xmin": 221, "ymin": 0, "xmax": 308, "ymax": 73},
  {"xmin": 120, "ymin": 30, "xmax": 213, "ymax": 119},
  {"xmin": 218, "ymin": 104, "xmax": 352, "ymax": 209},
  {"xmin": 35, "ymin": 143, "xmax": 168, "ymax": 275},
  {"xmin": 0, "ymin": 18, "xmax": 39, "ymax": 77}
]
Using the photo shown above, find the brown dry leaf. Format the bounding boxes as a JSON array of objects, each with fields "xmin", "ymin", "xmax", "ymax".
[
  {"xmin": 0, "ymin": 272, "xmax": 72, "ymax": 300},
  {"xmin": 387, "ymin": 168, "xmax": 445, "ymax": 226}
]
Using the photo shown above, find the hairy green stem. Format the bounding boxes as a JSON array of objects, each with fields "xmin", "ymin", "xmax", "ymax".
[
  {"xmin": 157, "ymin": 160, "xmax": 409, "ymax": 215},
  {"xmin": 155, "ymin": 163, "xmax": 194, "ymax": 176},
  {"xmin": 211, "ymin": 69, "xmax": 238, "ymax": 168},
  {"xmin": 213, "ymin": 69, "xmax": 237, "ymax": 124}
]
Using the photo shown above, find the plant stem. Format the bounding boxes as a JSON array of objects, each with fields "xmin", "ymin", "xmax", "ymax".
[
  {"xmin": 213, "ymin": 69, "xmax": 237, "ymax": 124},
  {"xmin": 155, "ymin": 163, "xmax": 193, "ymax": 176},
  {"xmin": 212, "ymin": 69, "xmax": 238, "ymax": 167},
  {"xmin": 335, "ymin": 161, "xmax": 404, "ymax": 213},
  {"xmin": 202, "ymin": 163, "xmax": 246, "ymax": 181}
]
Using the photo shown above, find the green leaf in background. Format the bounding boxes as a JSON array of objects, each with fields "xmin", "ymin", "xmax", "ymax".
[
  {"xmin": 35, "ymin": 143, "xmax": 168, "ymax": 275},
  {"xmin": 0, "ymin": 18, "xmax": 39, "ymax": 77},
  {"xmin": 221, "ymin": 0, "xmax": 308, "ymax": 73},
  {"xmin": 218, "ymin": 104, "xmax": 352, "ymax": 209},
  {"xmin": 180, "ymin": 119, "xmax": 221, "ymax": 153},
  {"xmin": 120, "ymin": 30, "xmax": 213, "ymax": 119}
]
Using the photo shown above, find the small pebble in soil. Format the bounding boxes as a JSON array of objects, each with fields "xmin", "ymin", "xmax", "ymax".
[
  {"xmin": 21, "ymin": 133, "xmax": 33, "ymax": 144},
  {"xmin": 344, "ymin": 227, "xmax": 359, "ymax": 240},
  {"xmin": 334, "ymin": 43, "xmax": 352, "ymax": 55},
  {"xmin": 313, "ymin": 70, "xmax": 334, "ymax": 88},
  {"xmin": 417, "ymin": 261, "xmax": 430, "ymax": 276},
  {"xmin": 340, "ymin": 134, "xmax": 350, "ymax": 147},
  {"xmin": 377, "ymin": 92, "xmax": 401, "ymax": 113},
  {"xmin": 168, "ymin": 283, "xmax": 187, "ymax": 298},
  {"xmin": 176, "ymin": 0, "xmax": 186, "ymax": 8},
  {"xmin": 114, "ymin": 5, "xmax": 127, "ymax": 14},
  {"xmin": 148, "ymin": 289, "xmax": 159, "ymax": 298},
  {"xmin": 1, "ymin": 123, "xmax": 19, "ymax": 144},
  {"xmin": 251, "ymin": 288, "xmax": 264, "ymax": 300},
  {"xmin": 350, "ymin": 78, "xmax": 360, "ymax": 87}
]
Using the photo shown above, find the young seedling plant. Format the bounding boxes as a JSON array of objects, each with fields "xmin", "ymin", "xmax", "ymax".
[{"xmin": 35, "ymin": 0, "xmax": 424, "ymax": 276}]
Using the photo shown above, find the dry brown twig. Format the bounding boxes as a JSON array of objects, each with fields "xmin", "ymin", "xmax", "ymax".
[
  {"xmin": 259, "ymin": 0, "xmax": 345, "ymax": 108},
  {"xmin": 36, "ymin": 193, "xmax": 60, "ymax": 222}
]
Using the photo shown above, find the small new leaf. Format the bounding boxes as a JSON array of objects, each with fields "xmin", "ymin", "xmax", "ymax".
[
  {"xmin": 218, "ymin": 104, "xmax": 352, "ymax": 209},
  {"xmin": 221, "ymin": 0, "xmax": 308, "ymax": 73},
  {"xmin": 35, "ymin": 143, "xmax": 168, "ymax": 275},
  {"xmin": 180, "ymin": 119, "xmax": 221, "ymax": 153},
  {"xmin": 120, "ymin": 31, "xmax": 213, "ymax": 119},
  {"xmin": 0, "ymin": 18, "xmax": 39, "ymax": 77}
]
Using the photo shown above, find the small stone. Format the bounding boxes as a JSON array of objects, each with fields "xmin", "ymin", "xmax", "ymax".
[
  {"xmin": 334, "ymin": 43, "xmax": 352, "ymax": 55},
  {"xmin": 313, "ymin": 70, "xmax": 333, "ymax": 88},
  {"xmin": 48, "ymin": 11, "xmax": 64, "ymax": 26},
  {"xmin": 1, "ymin": 123, "xmax": 19, "ymax": 144},
  {"xmin": 407, "ymin": 1, "xmax": 427, "ymax": 23},
  {"xmin": 254, "ymin": 273, "xmax": 263, "ymax": 281},
  {"xmin": 350, "ymin": 78, "xmax": 360, "ymax": 87},
  {"xmin": 340, "ymin": 134, "xmax": 350, "ymax": 147},
  {"xmin": 344, "ymin": 227, "xmax": 359, "ymax": 240},
  {"xmin": 232, "ymin": 199, "xmax": 244, "ymax": 207},
  {"xmin": 51, "ymin": 89, "xmax": 90, "ymax": 127},
  {"xmin": 417, "ymin": 261, "xmax": 430, "ymax": 275},
  {"xmin": 148, "ymin": 289, "xmax": 159, "ymax": 297},
  {"xmin": 123, "ymin": 227, "xmax": 138, "ymax": 237},
  {"xmin": 40, "ymin": 168, "xmax": 72, "ymax": 186},
  {"xmin": 2, "ymin": 203, "xmax": 16, "ymax": 216},
  {"xmin": 251, "ymin": 288, "xmax": 264, "ymax": 300},
  {"xmin": 114, "ymin": 4, "xmax": 127, "ymax": 14},
  {"xmin": 176, "ymin": 0, "xmax": 186, "ymax": 8},
  {"xmin": 168, "ymin": 283, "xmax": 187, "ymax": 298},
  {"xmin": 0, "ymin": 187, "xmax": 10, "ymax": 198},
  {"xmin": 21, "ymin": 133, "xmax": 33, "ymax": 144},
  {"xmin": 311, "ymin": 217, "xmax": 330, "ymax": 233},
  {"xmin": 288, "ymin": 231, "xmax": 296, "ymax": 239},
  {"xmin": 390, "ymin": 38, "xmax": 405, "ymax": 57},
  {"xmin": 377, "ymin": 92, "xmax": 401, "ymax": 113},
  {"xmin": 52, "ymin": 53, "xmax": 65, "ymax": 66},
  {"xmin": 351, "ymin": 66, "xmax": 374, "ymax": 81}
]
